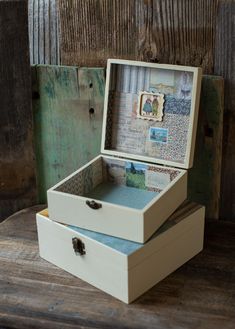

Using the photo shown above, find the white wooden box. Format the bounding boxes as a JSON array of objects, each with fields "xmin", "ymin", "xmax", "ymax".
[
  {"xmin": 37, "ymin": 202, "xmax": 205, "ymax": 304},
  {"xmin": 47, "ymin": 59, "xmax": 202, "ymax": 243}
]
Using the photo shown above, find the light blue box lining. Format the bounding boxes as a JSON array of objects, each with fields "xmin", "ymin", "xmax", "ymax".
[
  {"xmin": 85, "ymin": 182, "xmax": 158, "ymax": 210},
  {"xmin": 69, "ymin": 216, "xmax": 176, "ymax": 256}
]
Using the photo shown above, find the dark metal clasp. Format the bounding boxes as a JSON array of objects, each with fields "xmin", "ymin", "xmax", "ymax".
[
  {"xmin": 86, "ymin": 200, "xmax": 102, "ymax": 210},
  {"xmin": 72, "ymin": 237, "xmax": 86, "ymax": 256}
]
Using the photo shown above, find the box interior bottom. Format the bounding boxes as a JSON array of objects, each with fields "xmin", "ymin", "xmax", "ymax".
[{"xmin": 85, "ymin": 182, "xmax": 158, "ymax": 209}]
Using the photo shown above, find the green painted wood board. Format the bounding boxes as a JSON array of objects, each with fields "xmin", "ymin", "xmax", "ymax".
[
  {"xmin": 188, "ymin": 76, "xmax": 224, "ymax": 219},
  {"xmin": 32, "ymin": 65, "xmax": 105, "ymax": 203},
  {"xmin": 32, "ymin": 66, "xmax": 223, "ymax": 219}
]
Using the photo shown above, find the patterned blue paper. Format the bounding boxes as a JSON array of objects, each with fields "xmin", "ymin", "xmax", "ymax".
[{"xmin": 164, "ymin": 95, "xmax": 191, "ymax": 116}]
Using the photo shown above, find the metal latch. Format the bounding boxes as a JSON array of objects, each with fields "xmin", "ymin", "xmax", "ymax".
[
  {"xmin": 72, "ymin": 237, "xmax": 86, "ymax": 256},
  {"xmin": 86, "ymin": 200, "xmax": 102, "ymax": 210}
]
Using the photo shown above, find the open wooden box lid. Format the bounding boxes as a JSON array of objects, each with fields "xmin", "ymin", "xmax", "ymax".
[{"xmin": 101, "ymin": 59, "xmax": 202, "ymax": 169}]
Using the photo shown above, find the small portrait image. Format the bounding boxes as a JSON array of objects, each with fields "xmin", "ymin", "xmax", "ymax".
[
  {"xmin": 138, "ymin": 92, "xmax": 165, "ymax": 121},
  {"xmin": 177, "ymin": 71, "xmax": 193, "ymax": 99}
]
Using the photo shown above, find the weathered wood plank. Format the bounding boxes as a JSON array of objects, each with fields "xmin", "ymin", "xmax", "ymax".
[
  {"xmin": 0, "ymin": 0, "xmax": 37, "ymax": 221},
  {"xmin": 0, "ymin": 206, "xmax": 234, "ymax": 329},
  {"xmin": 32, "ymin": 65, "xmax": 105, "ymax": 203},
  {"xmin": 58, "ymin": 0, "xmax": 218, "ymax": 73},
  {"xmin": 214, "ymin": 1, "xmax": 235, "ymax": 221},
  {"xmin": 28, "ymin": 0, "xmax": 60, "ymax": 65},
  {"xmin": 188, "ymin": 76, "xmax": 224, "ymax": 219}
]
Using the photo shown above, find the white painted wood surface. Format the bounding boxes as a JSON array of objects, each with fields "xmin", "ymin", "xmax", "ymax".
[
  {"xmin": 128, "ymin": 214, "xmax": 204, "ymax": 302},
  {"xmin": 143, "ymin": 171, "xmax": 187, "ymax": 241},
  {"xmin": 28, "ymin": 0, "xmax": 60, "ymax": 64},
  {"xmin": 37, "ymin": 203, "xmax": 205, "ymax": 303},
  {"xmin": 47, "ymin": 155, "xmax": 187, "ymax": 243}
]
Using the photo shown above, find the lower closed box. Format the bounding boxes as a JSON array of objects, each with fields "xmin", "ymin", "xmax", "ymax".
[{"xmin": 36, "ymin": 201, "xmax": 205, "ymax": 303}]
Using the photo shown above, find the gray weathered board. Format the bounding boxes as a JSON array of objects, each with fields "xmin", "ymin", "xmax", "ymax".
[
  {"xmin": 58, "ymin": 0, "xmax": 218, "ymax": 73},
  {"xmin": 32, "ymin": 66, "xmax": 223, "ymax": 219},
  {"xmin": 28, "ymin": 0, "xmax": 60, "ymax": 64},
  {"xmin": 214, "ymin": 0, "xmax": 235, "ymax": 221},
  {"xmin": 0, "ymin": 0, "xmax": 37, "ymax": 221}
]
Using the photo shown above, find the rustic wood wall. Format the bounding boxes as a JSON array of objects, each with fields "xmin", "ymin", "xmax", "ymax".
[
  {"xmin": 0, "ymin": 0, "xmax": 37, "ymax": 221},
  {"xmin": 2, "ymin": 0, "xmax": 233, "ymax": 220}
]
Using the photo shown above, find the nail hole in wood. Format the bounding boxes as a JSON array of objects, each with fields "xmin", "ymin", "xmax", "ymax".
[
  {"xmin": 32, "ymin": 91, "xmax": 40, "ymax": 99},
  {"xmin": 204, "ymin": 125, "xmax": 213, "ymax": 138},
  {"xmin": 89, "ymin": 83, "xmax": 93, "ymax": 88},
  {"xmin": 89, "ymin": 108, "xmax": 95, "ymax": 115}
]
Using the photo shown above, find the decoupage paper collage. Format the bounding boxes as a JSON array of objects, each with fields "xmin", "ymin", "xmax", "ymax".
[
  {"xmin": 102, "ymin": 158, "xmax": 179, "ymax": 193},
  {"xmin": 55, "ymin": 157, "xmax": 103, "ymax": 196},
  {"xmin": 106, "ymin": 64, "xmax": 193, "ymax": 164},
  {"xmin": 55, "ymin": 156, "xmax": 180, "ymax": 196}
]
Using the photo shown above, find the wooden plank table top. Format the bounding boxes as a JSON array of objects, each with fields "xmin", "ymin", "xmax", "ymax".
[{"xmin": 0, "ymin": 206, "xmax": 234, "ymax": 329}]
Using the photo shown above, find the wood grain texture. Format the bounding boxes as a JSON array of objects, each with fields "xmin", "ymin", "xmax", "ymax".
[
  {"xmin": 28, "ymin": 0, "xmax": 60, "ymax": 64},
  {"xmin": 0, "ymin": 0, "xmax": 37, "ymax": 221},
  {"xmin": 32, "ymin": 65, "xmax": 105, "ymax": 203},
  {"xmin": 58, "ymin": 0, "xmax": 218, "ymax": 72},
  {"xmin": 188, "ymin": 76, "xmax": 224, "ymax": 219},
  {"xmin": 214, "ymin": 1, "xmax": 235, "ymax": 221},
  {"xmin": 0, "ymin": 206, "xmax": 235, "ymax": 329}
]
